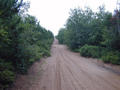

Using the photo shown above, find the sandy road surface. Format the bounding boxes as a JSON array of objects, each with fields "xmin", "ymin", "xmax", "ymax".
[{"xmin": 11, "ymin": 40, "xmax": 120, "ymax": 90}]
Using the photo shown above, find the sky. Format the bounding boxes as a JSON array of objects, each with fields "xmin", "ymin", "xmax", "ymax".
[{"xmin": 25, "ymin": 0, "xmax": 118, "ymax": 35}]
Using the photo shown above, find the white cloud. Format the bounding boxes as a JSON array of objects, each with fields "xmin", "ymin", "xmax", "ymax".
[{"xmin": 25, "ymin": 0, "xmax": 117, "ymax": 35}]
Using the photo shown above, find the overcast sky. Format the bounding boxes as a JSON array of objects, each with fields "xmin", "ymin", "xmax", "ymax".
[{"xmin": 26, "ymin": 0, "xmax": 117, "ymax": 35}]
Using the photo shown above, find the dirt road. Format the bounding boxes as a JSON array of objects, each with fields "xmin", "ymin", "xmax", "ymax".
[{"xmin": 12, "ymin": 40, "xmax": 120, "ymax": 90}]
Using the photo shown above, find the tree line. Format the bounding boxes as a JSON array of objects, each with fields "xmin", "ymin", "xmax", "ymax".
[
  {"xmin": 0, "ymin": 0, "xmax": 54, "ymax": 89},
  {"xmin": 57, "ymin": 6, "xmax": 120, "ymax": 65}
]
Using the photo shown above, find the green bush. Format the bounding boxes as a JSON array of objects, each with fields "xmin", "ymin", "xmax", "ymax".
[
  {"xmin": 102, "ymin": 52, "xmax": 120, "ymax": 65},
  {"xmin": 0, "ymin": 70, "xmax": 15, "ymax": 85},
  {"xmin": 42, "ymin": 49, "xmax": 51, "ymax": 57},
  {"xmin": 0, "ymin": 60, "xmax": 14, "ymax": 71},
  {"xmin": 79, "ymin": 45, "xmax": 101, "ymax": 58},
  {"xmin": 0, "ymin": 60, "xmax": 15, "ymax": 89},
  {"xmin": 72, "ymin": 49, "xmax": 80, "ymax": 52}
]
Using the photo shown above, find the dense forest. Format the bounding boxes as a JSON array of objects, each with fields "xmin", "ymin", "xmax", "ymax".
[
  {"xmin": 0, "ymin": 0, "xmax": 54, "ymax": 89},
  {"xmin": 57, "ymin": 6, "xmax": 120, "ymax": 65}
]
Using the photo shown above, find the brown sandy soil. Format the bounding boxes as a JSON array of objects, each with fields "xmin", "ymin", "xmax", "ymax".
[{"xmin": 11, "ymin": 39, "xmax": 120, "ymax": 90}]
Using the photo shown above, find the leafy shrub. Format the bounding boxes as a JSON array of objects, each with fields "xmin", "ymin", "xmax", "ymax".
[
  {"xmin": 72, "ymin": 49, "xmax": 80, "ymax": 52},
  {"xmin": 0, "ymin": 70, "xmax": 15, "ymax": 85},
  {"xmin": 0, "ymin": 59, "xmax": 15, "ymax": 89},
  {"xmin": 42, "ymin": 48, "xmax": 51, "ymax": 57},
  {"xmin": 102, "ymin": 52, "xmax": 120, "ymax": 64},
  {"xmin": 79, "ymin": 45, "xmax": 120, "ymax": 65},
  {"xmin": 0, "ymin": 60, "xmax": 14, "ymax": 71},
  {"xmin": 79, "ymin": 45, "xmax": 101, "ymax": 58}
]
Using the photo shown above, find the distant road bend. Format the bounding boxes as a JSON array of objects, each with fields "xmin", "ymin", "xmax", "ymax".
[{"xmin": 12, "ymin": 39, "xmax": 120, "ymax": 90}]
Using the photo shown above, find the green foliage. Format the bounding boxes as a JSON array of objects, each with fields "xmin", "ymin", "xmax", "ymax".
[
  {"xmin": 10, "ymin": 15, "xmax": 54, "ymax": 73},
  {"xmin": 57, "ymin": 28, "xmax": 66, "ymax": 44},
  {"xmin": 57, "ymin": 7, "xmax": 108, "ymax": 49},
  {"xmin": 0, "ymin": 59, "xmax": 15, "ymax": 89},
  {"xmin": 0, "ymin": 0, "xmax": 23, "ymax": 19},
  {"xmin": 57, "ymin": 6, "xmax": 120, "ymax": 65},
  {"xmin": 0, "ymin": 60, "xmax": 14, "ymax": 71},
  {"xmin": 0, "ymin": 70, "xmax": 15, "ymax": 85},
  {"xmin": 79, "ymin": 45, "xmax": 120, "ymax": 65},
  {"xmin": 102, "ymin": 52, "xmax": 120, "ymax": 64},
  {"xmin": 79, "ymin": 45, "xmax": 101, "ymax": 58},
  {"xmin": 0, "ymin": 0, "xmax": 54, "ymax": 89}
]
